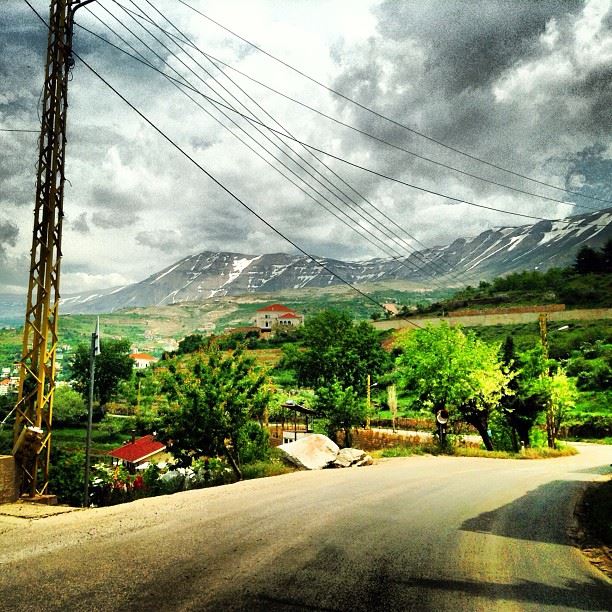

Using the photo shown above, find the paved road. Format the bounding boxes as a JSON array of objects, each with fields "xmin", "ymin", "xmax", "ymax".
[{"xmin": 1, "ymin": 444, "xmax": 610, "ymax": 611}]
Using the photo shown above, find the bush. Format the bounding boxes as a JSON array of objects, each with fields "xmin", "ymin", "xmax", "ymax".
[
  {"xmin": 238, "ymin": 421, "xmax": 270, "ymax": 464},
  {"xmin": 48, "ymin": 448, "xmax": 85, "ymax": 506},
  {"xmin": 53, "ymin": 386, "xmax": 87, "ymax": 426}
]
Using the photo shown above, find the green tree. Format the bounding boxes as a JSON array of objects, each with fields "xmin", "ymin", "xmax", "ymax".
[
  {"xmin": 396, "ymin": 323, "xmax": 512, "ymax": 450},
  {"xmin": 498, "ymin": 338, "xmax": 546, "ymax": 450},
  {"xmin": 528, "ymin": 367, "xmax": 577, "ymax": 448},
  {"xmin": 69, "ymin": 339, "xmax": 134, "ymax": 408},
  {"xmin": 157, "ymin": 346, "xmax": 271, "ymax": 479},
  {"xmin": 285, "ymin": 309, "xmax": 390, "ymax": 391},
  {"xmin": 52, "ymin": 385, "xmax": 87, "ymax": 426},
  {"xmin": 313, "ymin": 382, "xmax": 367, "ymax": 447}
]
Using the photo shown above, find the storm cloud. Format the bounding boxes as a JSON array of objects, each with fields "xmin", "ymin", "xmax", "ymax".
[{"xmin": 1, "ymin": 0, "xmax": 610, "ymax": 294}]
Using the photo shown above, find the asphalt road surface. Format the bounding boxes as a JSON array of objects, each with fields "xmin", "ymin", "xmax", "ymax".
[{"xmin": 1, "ymin": 443, "xmax": 610, "ymax": 611}]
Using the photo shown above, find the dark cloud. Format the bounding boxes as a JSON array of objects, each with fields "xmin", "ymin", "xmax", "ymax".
[
  {"xmin": 71, "ymin": 212, "xmax": 90, "ymax": 233},
  {"xmin": 376, "ymin": 0, "xmax": 583, "ymax": 94},
  {"xmin": 136, "ymin": 229, "xmax": 185, "ymax": 253},
  {"xmin": 0, "ymin": 220, "xmax": 19, "ymax": 256}
]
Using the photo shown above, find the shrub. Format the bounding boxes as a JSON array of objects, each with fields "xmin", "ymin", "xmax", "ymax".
[{"xmin": 48, "ymin": 448, "xmax": 85, "ymax": 507}]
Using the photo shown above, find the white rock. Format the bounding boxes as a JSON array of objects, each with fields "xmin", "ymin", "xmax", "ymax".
[
  {"xmin": 334, "ymin": 447, "xmax": 367, "ymax": 468},
  {"xmin": 278, "ymin": 434, "xmax": 339, "ymax": 470}
]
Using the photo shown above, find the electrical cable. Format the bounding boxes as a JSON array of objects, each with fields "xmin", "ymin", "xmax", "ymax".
[
  {"xmin": 177, "ymin": 0, "xmax": 612, "ymax": 208},
  {"xmin": 111, "ymin": 3, "xmax": 602, "ymax": 214},
  {"xmin": 93, "ymin": 2, "xmax": 438, "ymax": 286},
  {"xmin": 126, "ymin": 0, "xmax": 466, "ymax": 286},
  {"xmin": 100, "ymin": 0, "xmax": 459, "ymax": 290}
]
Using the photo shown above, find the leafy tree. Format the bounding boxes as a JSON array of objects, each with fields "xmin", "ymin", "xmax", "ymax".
[
  {"xmin": 498, "ymin": 339, "xmax": 546, "ymax": 449},
  {"xmin": 574, "ymin": 245, "xmax": 605, "ymax": 274},
  {"xmin": 48, "ymin": 448, "xmax": 85, "ymax": 507},
  {"xmin": 285, "ymin": 309, "xmax": 390, "ymax": 391},
  {"xmin": 52, "ymin": 385, "xmax": 87, "ymax": 426},
  {"xmin": 528, "ymin": 367, "xmax": 577, "ymax": 448},
  {"xmin": 396, "ymin": 323, "xmax": 512, "ymax": 450},
  {"xmin": 70, "ymin": 338, "xmax": 134, "ymax": 408},
  {"xmin": 313, "ymin": 382, "xmax": 367, "ymax": 447},
  {"xmin": 157, "ymin": 346, "xmax": 271, "ymax": 479},
  {"xmin": 177, "ymin": 333, "xmax": 208, "ymax": 355}
]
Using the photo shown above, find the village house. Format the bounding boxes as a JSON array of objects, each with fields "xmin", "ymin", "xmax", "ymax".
[
  {"xmin": 108, "ymin": 434, "xmax": 166, "ymax": 473},
  {"xmin": 253, "ymin": 304, "xmax": 304, "ymax": 332},
  {"xmin": 129, "ymin": 352, "xmax": 158, "ymax": 369}
]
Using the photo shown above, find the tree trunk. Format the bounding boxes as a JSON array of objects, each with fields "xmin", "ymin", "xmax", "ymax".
[
  {"xmin": 224, "ymin": 444, "xmax": 242, "ymax": 481},
  {"xmin": 468, "ymin": 417, "xmax": 494, "ymax": 451}
]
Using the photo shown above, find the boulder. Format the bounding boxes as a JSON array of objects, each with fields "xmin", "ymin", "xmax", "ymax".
[
  {"xmin": 278, "ymin": 434, "xmax": 339, "ymax": 470},
  {"xmin": 333, "ymin": 448, "xmax": 373, "ymax": 468},
  {"xmin": 333, "ymin": 447, "xmax": 367, "ymax": 468}
]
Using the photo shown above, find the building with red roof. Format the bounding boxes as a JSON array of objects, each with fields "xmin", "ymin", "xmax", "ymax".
[
  {"xmin": 108, "ymin": 434, "xmax": 166, "ymax": 471},
  {"xmin": 129, "ymin": 352, "xmax": 158, "ymax": 369},
  {"xmin": 254, "ymin": 304, "xmax": 304, "ymax": 332}
]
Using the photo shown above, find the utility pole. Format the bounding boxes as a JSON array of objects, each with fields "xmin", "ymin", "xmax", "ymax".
[{"xmin": 13, "ymin": 0, "xmax": 95, "ymax": 497}]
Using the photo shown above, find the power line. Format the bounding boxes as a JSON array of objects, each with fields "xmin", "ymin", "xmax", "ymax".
[
  {"xmin": 110, "ymin": 4, "xmax": 602, "ymax": 214},
  {"xmin": 98, "ymin": 0, "xmax": 462, "ymax": 291},
  {"xmin": 73, "ymin": 51, "xmax": 410, "ymax": 320},
  {"xmin": 78, "ymin": 12, "xmax": 611, "ymax": 241},
  {"xmin": 177, "ymin": 0, "xmax": 612, "ymax": 208},
  {"xmin": 95, "ymin": 2, "xmax": 436, "ymax": 285},
  {"xmin": 125, "ymin": 0, "xmax": 467, "ymax": 287},
  {"xmin": 0, "ymin": 128, "xmax": 39, "ymax": 133}
]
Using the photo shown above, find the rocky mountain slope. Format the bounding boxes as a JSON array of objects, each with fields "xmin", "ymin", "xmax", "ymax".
[{"xmin": 61, "ymin": 207, "xmax": 611, "ymax": 314}]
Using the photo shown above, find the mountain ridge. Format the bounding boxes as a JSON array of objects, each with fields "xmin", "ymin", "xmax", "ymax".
[{"xmin": 60, "ymin": 207, "xmax": 612, "ymax": 314}]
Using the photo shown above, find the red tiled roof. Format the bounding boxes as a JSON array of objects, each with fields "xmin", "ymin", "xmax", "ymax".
[
  {"xmin": 0, "ymin": 379, "xmax": 10, "ymax": 386},
  {"xmin": 108, "ymin": 435, "xmax": 166, "ymax": 463},
  {"xmin": 129, "ymin": 353, "xmax": 157, "ymax": 361},
  {"xmin": 256, "ymin": 303, "xmax": 295, "ymax": 313},
  {"xmin": 279, "ymin": 313, "xmax": 301, "ymax": 319}
]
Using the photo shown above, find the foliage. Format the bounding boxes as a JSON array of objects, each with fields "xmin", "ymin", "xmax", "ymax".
[
  {"xmin": 48, "ymin": 448, "xmax": 85, "ymax": 507},
  {"xmin": 69, "ymin": 338, "xmax": 134, "ymax": 407},
  {"xmin": 313, "ymin": 382, "xmax": 368, "ymax": 447},
  {"xmin": 157, "ymin": 346, "xmax": 271, "ymax": 478},
  {"xmin": 396, "ymin": 323, "xmax": 512, "ymax": 450},
  {"xmin": 52, "ymin": 385, "xmax": 88, "ymax": 426},
  {"xmin": 283, "ymin": 309, "xmax": 390, "ymax": 390}
]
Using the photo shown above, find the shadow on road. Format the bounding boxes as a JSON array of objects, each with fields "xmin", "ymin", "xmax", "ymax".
[
  {"xmin": 399, "ymin": 575, "xmax": 611, "ymax": 611},
  {"xmin": 460, "ymin": 479, "xmax": 584, "ymax": 544}
]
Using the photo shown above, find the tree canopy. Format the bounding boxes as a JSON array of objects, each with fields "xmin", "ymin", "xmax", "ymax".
[
  {"xmin": 396, "ymin": 323, "xmax": 512, "ymax": 450},
  {"xmin": 70, "ymin": 338, "xmax": 134, "ymax": 408},
  {"xmin": 283, "ymin": 309, "xmax": 390, "ymax": 391},
  {"xmin": 157, "ymin": 346, "xmax": 271, "ymax": 478}
]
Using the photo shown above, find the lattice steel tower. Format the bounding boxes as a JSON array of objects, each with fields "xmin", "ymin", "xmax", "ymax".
[{"xmin": 13, "ymin": 0, "xmax": 94, "ymax": 497}]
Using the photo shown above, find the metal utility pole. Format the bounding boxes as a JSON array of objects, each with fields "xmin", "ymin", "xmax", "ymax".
[{"xmin": 13, "ymin": 0, "xmax": 95, "ymax": 497}]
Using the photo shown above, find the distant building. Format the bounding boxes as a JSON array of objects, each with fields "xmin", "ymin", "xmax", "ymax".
[
  {"xmin": 0, "ymin": 379, "xmax": 11, "ymax": 396},
  {"xmin": 129, "ymin": 353, "xmax": 158, "ymax": 369},
  {"xmin": 254, "ymin": 304, "xmax": 304, "ymax": 332}
]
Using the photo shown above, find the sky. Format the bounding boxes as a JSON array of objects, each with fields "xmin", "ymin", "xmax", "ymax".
[{"xmin": 1, "ymin": 0, "xmax": 611, "ymax": 295}]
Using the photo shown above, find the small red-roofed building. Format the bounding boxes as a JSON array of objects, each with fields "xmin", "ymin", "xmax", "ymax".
[
  {"xmin": 129, "ymin": 352, "xmax": 158, "ymax": 369},
  {"xmin": 108, "ymin": 434, "xmax": 166, "ymax": 472},
  {"xmin": 0, "ymin": 378, "xmax": 11, "ymax": 396},
  {"xmin": 254, "ymin": 304, "xmax": 304, "ymax": 332}
]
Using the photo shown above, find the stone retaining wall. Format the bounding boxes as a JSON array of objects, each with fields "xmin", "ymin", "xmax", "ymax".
[{"xmin": 0, "ymin": 455, "xmax": 18, "ymax": 504}]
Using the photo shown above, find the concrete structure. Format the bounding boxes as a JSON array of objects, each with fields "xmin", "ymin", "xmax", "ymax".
[
  {"xmin": 0, "ymin": 456, "xmax": 19, "ymax": 503},
  {"xmin": 254, "ymin": 304, "xmax": 304, "ymax": 332}
]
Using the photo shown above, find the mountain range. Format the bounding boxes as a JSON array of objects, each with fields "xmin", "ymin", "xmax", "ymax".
[{"xmin": 55, "ymin": 207, "xmax": 612, "ymax": 314}]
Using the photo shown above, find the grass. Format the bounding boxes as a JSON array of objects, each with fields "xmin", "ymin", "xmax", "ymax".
[
  {"xmin": 241, "ymin": 458, "xmax": 298, "ymax": 480},
  {"xmin": 371, "ymin": 443, "xmax": 578, "ymax": 460}
]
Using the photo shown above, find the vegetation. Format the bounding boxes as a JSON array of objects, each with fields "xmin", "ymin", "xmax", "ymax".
[
  {"xmin": 157, "ymin": 346, "xmax": 270, "ymax": 479},
  {"xmin": 70, "ymin": 338, "xmax": 133, "ymax": 408},
  {"xmin": 280, "ymin": 309, "xmax": 390, "ymax": 390},
  {"xmin": 396, "ymin": 323, "xmax": 512, "ymax": 450}
]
